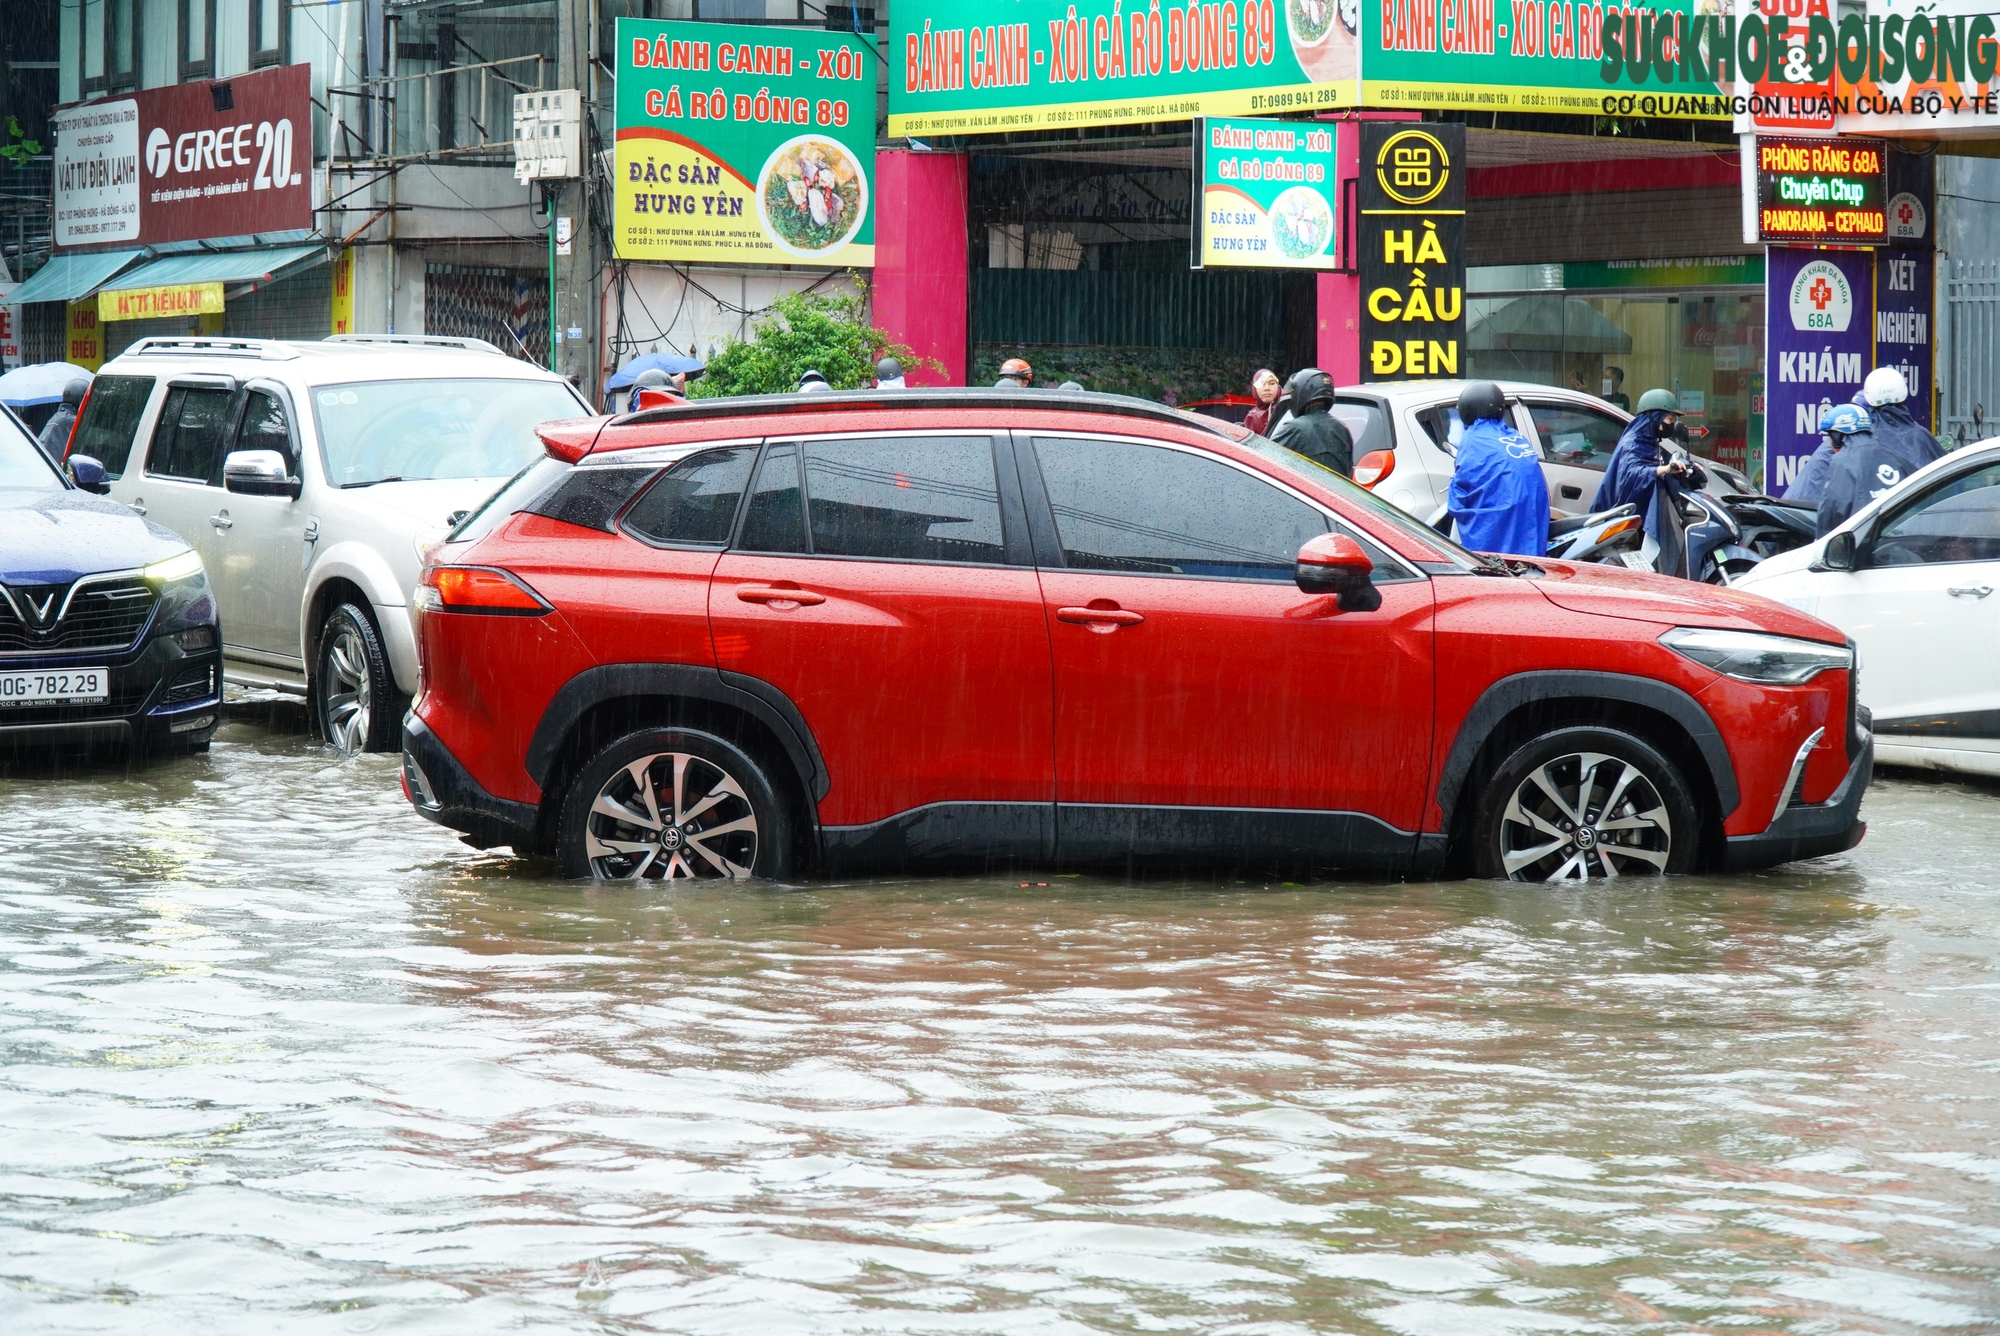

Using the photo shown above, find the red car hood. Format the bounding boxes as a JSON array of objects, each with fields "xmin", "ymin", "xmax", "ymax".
[{"xmin": 1527, "ymin": 559, "xmax": 1846, "ymax": 643}]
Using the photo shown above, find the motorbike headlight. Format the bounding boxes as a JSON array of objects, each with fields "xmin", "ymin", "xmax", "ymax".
[
  {"xmin": 1660, "ymin": 627, "xmax": 1852, "ymax": 685},
  {"xmin": 143, "ymin": 548, "xmax": 205, "ymax": 585}
]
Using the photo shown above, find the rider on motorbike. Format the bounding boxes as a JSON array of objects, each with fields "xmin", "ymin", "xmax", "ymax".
[
  {"xmin": 1446, "ymin": 381, "xmax": 1549, "ymax": 557},
  {"xmin": 1815, "ymin": 403, "xmax": 1906, "ymax": 537}
]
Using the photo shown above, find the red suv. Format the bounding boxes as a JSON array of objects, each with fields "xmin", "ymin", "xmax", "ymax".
[{"xmin": 401, "ymin": 390, "xmax": 1869, "ymax": 882}]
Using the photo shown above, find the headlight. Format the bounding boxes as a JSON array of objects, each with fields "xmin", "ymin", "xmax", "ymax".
[
  {"xmin": 143, "ymin": 549, "xmax": 205, "ymax": 584},
  {"xmin": 414, "ymin": 529, "xmax": 451, "ymax": 564},
  {"xmin": 1661, "ymin": 627, "xmax": 1852, "ymax": 684}
]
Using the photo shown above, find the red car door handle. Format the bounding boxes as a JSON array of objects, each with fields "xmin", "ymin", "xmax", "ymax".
[
  {"xmin": 1056, "ymin": 604, "xmax": 1143, "ymax": 628},
  {"xmin": 737, "ymin": 585, "xmax": 826, "ymax": 607}
]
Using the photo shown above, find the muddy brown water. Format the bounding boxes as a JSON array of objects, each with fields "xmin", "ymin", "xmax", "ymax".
[{"xmin": 2, "ymin": 701, "xmax": 1997, "ymax": 1333}]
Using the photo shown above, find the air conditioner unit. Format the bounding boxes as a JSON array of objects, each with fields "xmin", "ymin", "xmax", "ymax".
[{"xmin": 514, "ymin": 89, "xmax": 581, "ymax": 182}]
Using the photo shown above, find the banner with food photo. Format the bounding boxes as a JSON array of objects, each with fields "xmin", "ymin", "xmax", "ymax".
[
  {"xmin": 888, "ymin": 0, "xmax": 1359, "ymax": 135},
  {"xmin": 1192, "ymin": 116, "xmax": 1340, "ymax": 269},
  {"xmin": 615, "ymin": 18, "xmax": 875, "ymax": 266}
]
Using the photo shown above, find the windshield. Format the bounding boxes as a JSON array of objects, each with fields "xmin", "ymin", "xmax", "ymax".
[
  {"xmin": 1239, "ymin": 433, "xmax": 1484, "ymax": 571},
  {"xmin": 0, "ymin": 409, "xmax": 62, "ymax": 491},
  {"xmin": 311, "ymin": 378, "xmax": 589, "ymax": 487}
]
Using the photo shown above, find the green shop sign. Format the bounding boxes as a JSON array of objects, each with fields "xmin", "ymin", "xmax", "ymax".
[
  {"xmin": 1562, "ymin": 255, "xmax": 1766, "ymax": 289},
  {"xmin": 1192, "ymin": 115, "xmax": 1342, "ymax": 268},
  {"xmin": 614, "ymin": 18, "xmax": 876, "ymax": 265}
]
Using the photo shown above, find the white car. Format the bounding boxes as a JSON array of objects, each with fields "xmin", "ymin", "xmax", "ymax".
[
  {"xmin": 1330, "ymin": 380, "xmax": 1758, "ymax": 519},
  {"xmin": 67, "ymin": 335, "xmax": 590, "ymax": 753},
  {"xmin": 1734, "ymin": 440, "xmax": 2000, "ymax": 777}
]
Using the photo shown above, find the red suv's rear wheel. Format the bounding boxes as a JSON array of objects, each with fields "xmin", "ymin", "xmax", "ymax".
[
  {"xmin": 1473, "ymin": 726, "xmax": 1698, "ymax": 881},
  {"xmin": 557, "ymin": 727, "xmax": 793, "ymax": 881}
]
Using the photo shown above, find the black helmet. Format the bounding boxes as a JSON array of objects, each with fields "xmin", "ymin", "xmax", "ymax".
[
  {"xmin": 631, "ymin": 368, "xmax": 672, "ymax": 389},
  {"xmin": 874, "ymin": 357, "xmax": 903, "ymax": 381},
  {"xmin": 1456, "ymin": 381, "xmax": 1506, "ymax": 425},
  {"xmin": 1292, "ymin": 368, "xmax": 1334, "ymax": 411},
  {"xmin": 62, "ymin": 377, "xmax": 89, "ymax": 408}
]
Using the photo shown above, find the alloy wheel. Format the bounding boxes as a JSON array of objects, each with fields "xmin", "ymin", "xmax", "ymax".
[
  {"xmin": 322, "ymin": 625, "xmax": 372, "ymax": 755},
  {"xmin": 583, "ymin": 751, "xmax": 759, "ymax": 880},
  {"xmin": 1497, "ymin": 750, "xmax": 1673, "ymax": 880}
]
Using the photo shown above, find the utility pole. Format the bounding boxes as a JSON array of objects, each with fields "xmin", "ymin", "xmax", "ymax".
[{"xmin": 554, "ymin": 0, "xmax": 599, "ymax": 402}]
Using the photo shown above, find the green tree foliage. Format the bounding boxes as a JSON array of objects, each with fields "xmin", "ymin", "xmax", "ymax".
[
  {"xmin": 0, "ymin": 116, "xmax": 42, "ymax": 168},
  {"xmin": 689, "ymin": 287, "xmax": 935, "ymax": 397}
]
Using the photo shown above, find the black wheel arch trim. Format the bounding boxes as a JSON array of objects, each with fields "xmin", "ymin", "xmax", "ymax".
[
  {"xmin": 1437, "ymin": 670, "xmax": 1741, "ymax": 831},
  {"xmin": 524, "ymin": 662, "xmax": 831, "ymax": 803}
]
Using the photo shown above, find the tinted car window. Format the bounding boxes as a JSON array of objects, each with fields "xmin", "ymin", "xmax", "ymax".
[
  {"xmin": 1331, "ymin": 398, "xmax": 1392, "ymax": 458},
  {"xmin": 448, "ymin": 457, "xmax": 569, "ymax": 544},
  {"xmin": 1414, "ymin": 403, "xmax": 1460, "ymax": 451},
  {"xmin": 69, "ymin": 374, "xmax": 155, "ymax": 478},
  {"xmin": 147, "ymin": 387, "xmax": 237, "ymax": 484},
  {"xmin": 738, "ymin": 443, "xmax": 808, "ymax": 553},
  {"xmin": 1032, "ymin": 436, "xmax": 1328, "ymax": 581},
  {"xmin": 802, "ymin": 436, "xmax": 1005, "ymax": 564},
  {"xmin": 1873, "ymin": 463, "xmax": 2000, "ymax": 567},
  {"xmin": 623, "ymin": 447, "xmax": 756, "ymax": 546},
  {"xmin": 236, "ymin": 389, "xmax": 296, "ymax": 474},
  {"xmin": 1524, "ymin": 399, "xmax": 1625, "ymax": 471}
]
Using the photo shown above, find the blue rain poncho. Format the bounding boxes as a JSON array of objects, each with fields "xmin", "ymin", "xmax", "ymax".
[
  {"xmin": 1593, "ymin": 409, "xmax": 1708, "ymax": 548},
  {"xmin": 1448, "ymin": 416, "xmax": 1550, "ymax": 557}
]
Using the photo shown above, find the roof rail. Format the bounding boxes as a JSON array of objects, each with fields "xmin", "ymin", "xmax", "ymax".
[
  {"xmin": 125, "ymin": 336, "xmax": 302, "ymax": 361},
  {"xmin": 325, "ymin": 333, "xmax": 506, "ymax": 356},
  {"xmin": 616, "ymin": 386, "xmax": 1235, "ymax": 436}
]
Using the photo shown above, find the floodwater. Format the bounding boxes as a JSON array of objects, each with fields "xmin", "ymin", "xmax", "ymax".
[{"xmin": 3, "ymin": 705, "xmax": 1998, "ymax": 1335}]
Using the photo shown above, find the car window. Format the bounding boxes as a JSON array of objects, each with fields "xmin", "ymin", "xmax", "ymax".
[
  {"xmin": 0, "ymin": 408, "xmax": 62, "ymax": 489},
  {"xmin": 68, "ymin": 374, "xmax": 155, "ymax": 478},
  {"xmin": 802, "ymin": 436, "xmax": 1006, "ymax": 564},
  {"xmin": 311, "ymin": 378, "xmax": 589, "ymax": 487},
  {"xmin": 1032, "ymin": 435, "xmax": 1329, "ymax": 581},
  {"xmin": 1872, "ymin": 463, "xmax": 2000, "ymax": 567},
  {"xmin": 1331, "ymin": 398, "xmax": 1392, "ymax": 457},
  {"xmin": 236, "ymin": 389, "xmax": 296, "ymax": 475},
  {"xmin": 1414, "ymin": 403, "xmax": 1461, "ymax": 451},
  {"xmin": 737, "ymin": 442, "xmax": 808, "ymax": 554},
  {"xmin": 147, "ymin": 386, "xmax": 238, "ymax": 485},
  {"xmin": 1524, "ymin": 399, "xmax": 1625, "ymax": 471},
  {"xmin": 623, "ymin": 446, "xmax": 757, "ymax": 547}
]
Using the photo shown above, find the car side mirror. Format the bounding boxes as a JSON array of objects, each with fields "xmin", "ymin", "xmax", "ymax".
[
  {"xmin": 67, "ymin": 454, "xmax": 110, "ymax": 495},
  {"xmin": 1815, "ymin": 530, "xmax": 1857, "ymax": 572},
  {"xmin": 224, "ymin": 448, "xmax": 302, "ymax": 500},
  {"xmin": 1296, "ymin": 533, "xmax": 1382, "ymax": 612}
]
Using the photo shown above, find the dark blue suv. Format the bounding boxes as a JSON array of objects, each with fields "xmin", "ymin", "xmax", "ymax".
[{"xmin": 1, "ymin": 406, "xmax": 222, "ymax": 753}]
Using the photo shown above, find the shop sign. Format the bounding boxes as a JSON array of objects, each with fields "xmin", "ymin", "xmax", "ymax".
[
  {"xmin": 1839, "ymin": 0, "xmax": 2000, "ymax": 137},
  {"xmin": 1876, "ymin": 248, "xmax": 1934, "ymax": 430},
  {"xmin": 1191, "ymin": 116, "xmax": 1340, "ymax": 269},
  {"xmin": 1764, "ymin": 246, "xmax": 1871, "ymax": 494},
  {"xmin": 1562, "ymin": 255, "xmax": 1765, "ymax": 289},
  {"xmin": 66, "ymin": 301, "xmax": 103, "ymax": 371},
  {"xmin": 1755, "ymin": 135, "xmax": 1887, "ymax": 246},
  {"xmin": 1359, "ymin": 122, "xmax": 1465, "ymax": 381},
  {"xmin": 614, "ymin": 19, "xmax": 876, "ymax": 267},
  {"xmin": 887, "ymin": 0, "xmax": 1358, "ymax": 136},
  {"xmin": 53, "ymin": 64, "xmax": 312, "ymax": 252},
  {"xmin": 331, "ymin": 248, "xmax": 356, "ymax": 336},
  {"xmin": 98, "ymin": 281, "xmax": 224, "ymax": 322},
  {"xmin": 0, "ymin": 287, "xmax": 19, "ymax": 370}
]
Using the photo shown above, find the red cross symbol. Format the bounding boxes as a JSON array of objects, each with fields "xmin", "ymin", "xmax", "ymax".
[
  {"xmin": 1808, "ymin": 277, "xmax": 1833, "ymax": 310},
  {"xmin": 1897, "ymin": 201, "xmax": 1915, "ymax": 225}
]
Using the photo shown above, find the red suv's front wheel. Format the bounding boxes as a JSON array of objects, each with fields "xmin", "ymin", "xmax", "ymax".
[
  {"xmin": 557, "ymin": 727, "xmax": 793, "ymax": 881},
  {"xmin": 1473, "ymin": 727, "xmax": 1699, "ymax": 881}
]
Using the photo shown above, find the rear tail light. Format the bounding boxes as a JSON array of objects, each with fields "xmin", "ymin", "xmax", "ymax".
[
  {"xmin": 1598, "ymin": 516, "xmax": 1641, "ymax": 541},
  {"xmin": 417, "ymin": 565, "xmax": 551, "ymax": 615},
  {"xmin": 1353, "ymin": 449, "xmax": 1395, "ymax": 488}
]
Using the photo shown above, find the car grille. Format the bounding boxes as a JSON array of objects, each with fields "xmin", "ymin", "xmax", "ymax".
[{"xmin": 0, "ymin": 577, "xmax": 158, "ymax": 656}]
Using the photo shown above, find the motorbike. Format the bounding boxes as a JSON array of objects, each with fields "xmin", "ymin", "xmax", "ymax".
[
  {"xmin": 1719, "ymin": 492, "xmax": 1819, "ymax": 562},
  {"xmin": 1426, "ymin": 501, "xmax": 1645, "ymax": 565}
]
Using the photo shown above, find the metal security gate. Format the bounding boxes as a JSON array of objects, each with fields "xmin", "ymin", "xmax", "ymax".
[
  {"xmin": 1945, "ymin": 260, "xmax": 2000, "ymax": 445},
  {"xmin": 425, "ymin": 264, "xmax": 548, "ymax": 365}
]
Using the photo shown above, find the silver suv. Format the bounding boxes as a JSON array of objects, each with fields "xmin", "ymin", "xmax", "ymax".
[{"xmin": 67, "ymin": 335, "xmax": 589, "ymax": 753}]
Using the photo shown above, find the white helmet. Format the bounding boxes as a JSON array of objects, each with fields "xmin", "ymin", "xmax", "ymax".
[{"xmin": 1862, "ymin": 366, "xmax": 1910, "ymax": 407}]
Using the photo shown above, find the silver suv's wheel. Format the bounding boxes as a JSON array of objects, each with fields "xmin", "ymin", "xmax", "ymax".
[
  {"xmin": 316, "ymin": 603, "xmax": 401, "ymax": 754},
  {"xmin": 1474, "ymin": 727, "xmax": 1698, "ymax": 881},
  {"xmin": 557, "ymin": 727, "xmax": 792, "ymax": 881}
]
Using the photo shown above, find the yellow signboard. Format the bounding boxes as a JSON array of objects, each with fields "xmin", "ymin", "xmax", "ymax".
[
  {"xmin": 331, "ymin": 248, "xmax": 356, "ymax": 335},
  {"xmin": 66, "ymin": 301, "xmax": 103, "ymax": 370},
  {"xmin": 99, "ymin": 281, "xmax": 225, "ymax": 322}
]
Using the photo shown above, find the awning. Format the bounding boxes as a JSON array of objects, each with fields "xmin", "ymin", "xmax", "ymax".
[
  {"xmin": 7, "ymin": 249, "xmax": 144, "ymax": 305},
  {"xmin": 104, "ymin": 244, "xmax": 327, "ymax": 293}
]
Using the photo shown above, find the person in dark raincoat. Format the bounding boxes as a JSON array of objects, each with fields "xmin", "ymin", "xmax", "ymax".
[
  {"xmin": 1270, "ymin": 368, "xmax": 1353, "ymax": 476},
  {"xmin": 1860, "ymin": 366, "xmax": 1945, "ymax": 474},
  {"xmin": 1816, "ymin": 404, "xmax": 1909, "ymax": 537},
  {"xmin": 37, "ymin": 379, "xmax": 88, "ymax": 456},
  {"xmin": 1593, "ymin": 388, "xmax": 1706, "ymax": 576},
  {"xmin": 1446, "ymin": 381, "xmax": 1549, "ymax": 556},
  {"xmin": 1783, "ymin": 435, "xmax": 1838, "ymax": 504}
]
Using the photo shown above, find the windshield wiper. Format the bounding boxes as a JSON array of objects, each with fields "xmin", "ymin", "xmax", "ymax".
[{"xmin": 341, "ymin": 476, "xmax": 416, "ymax": 488}]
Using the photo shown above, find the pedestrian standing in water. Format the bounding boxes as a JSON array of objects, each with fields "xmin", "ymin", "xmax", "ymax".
[{"xmin": 1244, "ymin": 368, "xmax": 1281, "ymax": 436}]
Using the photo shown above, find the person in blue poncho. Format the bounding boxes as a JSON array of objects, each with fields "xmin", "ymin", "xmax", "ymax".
[
  {"xmin": 1593, "ymin": 388, "xmax": 1706, "ymax": 574},
  {"xmin": 1447, "ymin": 381, "xmax": 1550, "ymax": 557}
]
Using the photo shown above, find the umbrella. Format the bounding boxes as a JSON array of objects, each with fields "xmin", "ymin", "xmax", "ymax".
[
  {"xmin": 0, "ymin": 362, "xmax": 95, "ymax": 408},
  {"xmin": 603, "ymin": 352, "xmax": 706, "ymax": 393}
]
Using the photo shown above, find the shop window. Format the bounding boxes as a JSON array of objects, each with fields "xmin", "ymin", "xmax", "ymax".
[
  {"xmin": 250, "ymin": 0, "xmax": 289, "ymax": 68},
  {"xmin": 180, "ymin": 0, "xmax": 216, "ymax": 81},
  {"xmin": 83, "ymin": 0, "xmax": 141, "ymax": 96}
]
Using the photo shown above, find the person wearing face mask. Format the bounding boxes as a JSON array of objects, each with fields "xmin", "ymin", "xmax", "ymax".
[
  {"xmin": 1600, "ymin": 365, "xmax": 1629, "ymax": 410},
  {"xmin": 1594, "ymin": 388, "xmax": 1705, "ymax": 576}
]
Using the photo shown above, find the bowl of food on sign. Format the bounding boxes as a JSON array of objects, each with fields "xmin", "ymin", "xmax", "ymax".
[
  {"xmin": 757, "ymin": 135, "xmax": 868, "ymax": 258},
  {"xmin": 1288, "ymin": 0, "xmax": 1358, "ymax": 80},
  {"xmin": 1269, "ymin": 187, "xmax": 1333, "ymax": 261}
]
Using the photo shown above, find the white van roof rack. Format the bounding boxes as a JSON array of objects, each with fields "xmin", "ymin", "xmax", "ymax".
[
  {"xmin": 324, "ymin": 333, "xmax": 505, "ymax": 356},
  {"xmin": 125, "ymin": 336, "xmax": 302, "ymax": 361}
]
